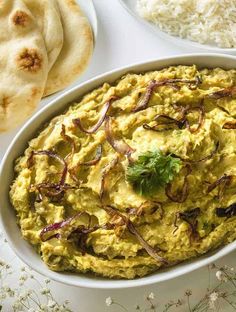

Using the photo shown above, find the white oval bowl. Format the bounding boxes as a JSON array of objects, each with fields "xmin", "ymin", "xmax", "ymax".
[
  {"xmin": 1, "ymin": 54, "xmax": 236, "ymax": 289},
  {"xmin": 119, "ymin": 0, "xmax": 236, "ymax": 55}
]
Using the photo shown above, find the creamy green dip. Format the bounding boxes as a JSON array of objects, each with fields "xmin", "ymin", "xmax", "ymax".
[{"xmin": 10, "ymin": 65, "xmax": 236, "ymax": 279}]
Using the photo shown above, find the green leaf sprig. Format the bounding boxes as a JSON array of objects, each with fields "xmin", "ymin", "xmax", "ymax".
[{"xmin": 126, "ymin": 149, "xmax": 181, "ymax": 196}]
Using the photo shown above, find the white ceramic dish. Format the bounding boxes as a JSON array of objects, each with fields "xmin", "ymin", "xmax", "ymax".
[
  {"xmin": 119, "ymin": 0, "xmax": 236, "ymax": 55},
  {"xmin": 1, "ymin": 54, "xmax": 236, "ymax": 289}
]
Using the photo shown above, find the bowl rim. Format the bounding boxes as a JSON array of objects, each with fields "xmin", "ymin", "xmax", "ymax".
[
  {"xmin": 118, "ymin": 0, "xmax": 236, "ymax": 54},
  {"xmin": 1, "ymin": 53, "xmax": 236, "ymax": 289}
]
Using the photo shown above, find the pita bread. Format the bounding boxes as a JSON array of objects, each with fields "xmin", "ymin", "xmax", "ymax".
[
  {"xmin": 0, "ymin": 0, "xmax": 48, "ymax": 132},
  {"xmin": 22, "ymin": 0, "xmax": 64, "ymax": 70},
  {"xmin": 44, "ymin": 0, "xmax": 93, "ymax": 96}
]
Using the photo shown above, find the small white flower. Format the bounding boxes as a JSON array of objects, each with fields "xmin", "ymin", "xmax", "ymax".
[
  {"xmin": 0, "ymin": 259, "xmax": 6, "ymax": 266},
  {"xmin": 209, "ymin": 291, "xmax": 218, "ymax": 302},
  {"xmin": 0, "ymin": 293, "xmax": 7, "ymax": 300},
  {"xmin": 216, "ymin": 270, "xmax": 227, "ymax": 282},
  {"xmin": 13, "ymin": 301, "xmax": 23, "ymax": 311},
  {"xmin": 19, "ymin": 273, "xmax": 28, "ymax": 281},
  {"xmin": 209, "ymin": 292, "xmax": 219, "ymax": 310},
  {"xmin": 147, "ymin": 292, "xmax": 155, "ymax": 300},
  {"xmin": 47, "ymin": 299, "xmax": 57, "ymax": 308},
  {"xmin": 105, "ymin": 297, "xmax": 113, "ymax": 306},
  {"xmin": 40, "ymin": 287, "xmax": 50, "ymax": 295},
  {"xmin": 39, "ymin": 304, "xmax": 47, "ymax": 311}
]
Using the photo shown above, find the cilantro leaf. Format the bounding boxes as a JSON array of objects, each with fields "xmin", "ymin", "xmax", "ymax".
[{"xmin": 126, "ymin": 149, "xmax": 181, "ymax": 196}]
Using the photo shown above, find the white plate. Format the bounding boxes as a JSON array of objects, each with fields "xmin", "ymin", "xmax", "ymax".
[
  {"xmin": 119, "ymin": 0, "xmax": 236, "ymax": 55},
  {"xmin": 1, "ymin": 54, "xmax": 236, "ymax": 289}
]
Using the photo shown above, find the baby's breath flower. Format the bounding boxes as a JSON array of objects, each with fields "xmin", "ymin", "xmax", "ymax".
[
  {"xmin": 47, "ymin": 299, "xmax": 57, "ymax": 308},
  {"xmin": 185, "ymin": 290, "xmax": 192, "ymax": 296},
  {"xmin": 12, "ymin": 301, "xmax": 23, "ymax": 311},
  {"xmin": 147, "ymin": 292, "xmax": 155, "ymax": 300},
  {"xmin": 105, "ymin": 297, "xmax": 113, "ymax": 306},
  {"xmin": 19, "ymin": 273, "xmax": 28, "ymax": 281},
  {"xmin": 0, "ymin": 293, "xmax": 7, "ymax": 300},
  {"xmin": 39, "ymin": 304, "xmax": 47, "ymax": 311},
  {"xmin": 209, "ymin": 291, "xmax": 218, "ymax": 302},
  {"xmin": 208, "ymin": 292, "xmax": 219, "ymax": 309},
  {"xmin": 0, "ymin": 260, "xmax": 6, "ymax": 266},
  {"xmin": 40, "ymin": 287, "xmax": 50, "ymax": 295},
  {"xmin": 216, "ymin": 270, "xmax": 227, "ymax": 282}
]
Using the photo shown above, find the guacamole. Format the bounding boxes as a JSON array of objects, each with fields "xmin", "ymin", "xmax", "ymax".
[{"xmin": 10, "ymin": 65, "xmax": 236, "ymax": 279}]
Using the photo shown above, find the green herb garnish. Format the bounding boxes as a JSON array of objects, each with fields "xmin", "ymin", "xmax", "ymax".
[{"xmin": 126, "ymin": 149, "xmax": 181, "ymax": 196}]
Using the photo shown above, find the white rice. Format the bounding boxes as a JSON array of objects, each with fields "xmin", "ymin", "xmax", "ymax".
[{"xmin": 136, "ymin": 0, "xmax": 236, "ymax": 48}]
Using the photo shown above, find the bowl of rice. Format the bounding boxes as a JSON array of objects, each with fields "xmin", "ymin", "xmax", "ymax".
[{"xmin": 120, "ymin": 0, "xmax": 236, "ymax": 54}]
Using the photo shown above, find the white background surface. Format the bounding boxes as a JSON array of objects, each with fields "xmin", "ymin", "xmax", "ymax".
[{"xmin": 0, "ymin": 0, "xmax": 235, "ymax": 311}]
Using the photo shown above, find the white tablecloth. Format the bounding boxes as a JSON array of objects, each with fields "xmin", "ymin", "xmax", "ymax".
[{"xmin": 0, "ymin": 1, "xmax": 235, "ymax": 311}]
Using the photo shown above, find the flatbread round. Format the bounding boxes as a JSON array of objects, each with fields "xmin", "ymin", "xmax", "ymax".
[
  {"xmin": 44, "ymin": 0, "xmax": 93, "ymax": 96},
  {"xmin": 0, "ymin": 0, "xmax": 48, "ymax": 132},
  {"xmin": 22, "ymin": 0, "xmax": 64, "ymax": 70}
]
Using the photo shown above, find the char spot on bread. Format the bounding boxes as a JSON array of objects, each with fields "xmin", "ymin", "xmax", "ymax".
[
  {"xmin": 12, "ymin": 10, "xmax": 30, "ymax": 27},
  {"xmin": 1, "ymin": 96, "xmax": 10, "ymax": 113},
  {"xmin": 17, "ymin": 48, "xmax": 42, "ymax": 72}
]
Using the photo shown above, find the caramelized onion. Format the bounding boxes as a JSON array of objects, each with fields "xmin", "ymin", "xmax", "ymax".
[
  {"xmin": 191, "ymin": 141, "xmax": 219, "ymax": 163},
  {"xmin": 208, "ymin": 86, "xmax": 236, "ymax": 99},
  {"xmin": 216, "ymin": 203, "xmax": 236, "ymax": 218},
  {"xmin": 80, "ymin": 145, "xmax": 103, "ymax": 166},
  {"xmin": 207, "ymin": 174, "xmax": 233, "ymax": 199},
  {"xmin": 126, "ymin": 201, "xmax": 163, "ymax": 217},
  {"xmin": 133, "ymin": 80, "xmax": 157, "ymax": 113},
  {"xmin": 174, "ymin": 208, "xmax": 200, "ymax": 238},
  {"xmin": 104, "ymin": 206, "xmax": 167, "ymax": 264},
  {"xmin": 222, "ymin": 121, "xmax": 236, "ymax": 129},
  {"xmin": 40, "ymin": 212, "xmax": 83, "ymax": 242},
  {"xmin": 172, "ymin": 141, "xmax": 219, "ymax": 164},
  {"xmin": 184, "ymin": 104, "xmax": 205, "ymax": 134},
  {"xmin": 143, "ymin": 114, "xmax": 185, "ymax": 132},
  {"xmin": 104, "ymin": 116, "xmax": 135, "ymax": 157},
  {"xmin": 165, "ymin": 164, "xmax": 191, "ymax": 203},
  {"xmin": 143, "ymin": 102, "xmax": 205, "ymax": 134},
  {"xmin": 40, "ymin": 213, "xmax": 113, "ymax": 244},
  {"xmin": 133, "ymin": 77, "xmax": 202, "ymax": 113},
  {"xmin": 67, "ymin": 145, "xmax": 103, "ymax": 186},
  {"xmin": 100, "ymin": 157, "xmax": 119, "ymax": 201},
  {"xmin": 27, "ymin": 150, "xmax": 68, "ymax": 186},
  {"xmin": 60, "ymin": 124, "xmax": 77, "ymax": 160},
  {"xmin": 72, "ymin": 96, "xmax": 119, "ymax": 134},
  {"xmin": 30, "ymin": 182, "xmax": 75, "ymax": 199},
  {"xmin": 127, "ymin": 221, "xmax": 167, "ymax": 264}
]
